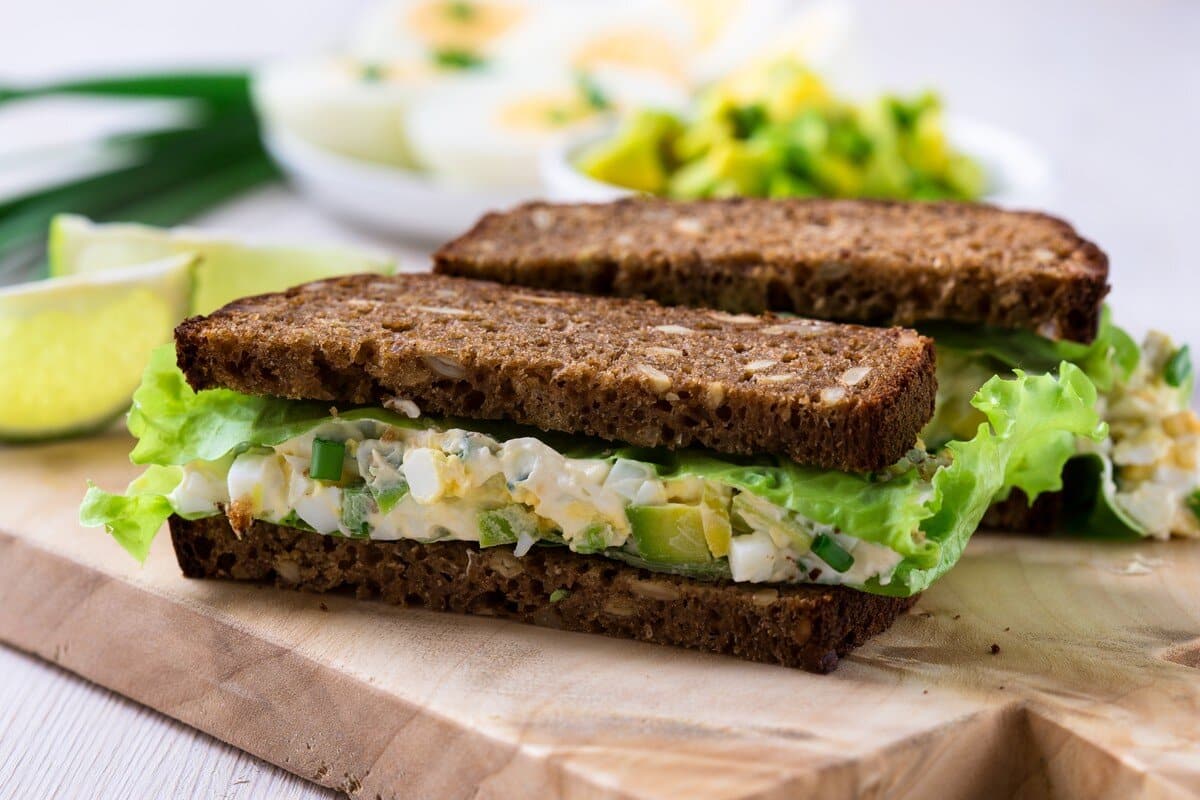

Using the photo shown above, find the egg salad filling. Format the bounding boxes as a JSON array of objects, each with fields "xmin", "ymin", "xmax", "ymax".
[
  {"xmin": 168, "ymin": 419, "xmax": 906, "ymax": 588},
  {"xmin": 922, "ymin": 311, "xmax": 1200, "ymax": 539},
  {"xmin": 81, "ymin": 346, "xmax": 1107, "ymax": 597}
]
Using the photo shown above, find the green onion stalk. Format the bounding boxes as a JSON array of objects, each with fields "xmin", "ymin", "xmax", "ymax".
[{"xmin": 0, "ymin": 71, "xmax": 278, "ymax": 283}]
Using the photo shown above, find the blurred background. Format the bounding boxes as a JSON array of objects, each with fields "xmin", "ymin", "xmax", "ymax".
[
  {"xmin": 1, "ymin": 2, "xmax": 1197, "ymax": 797},
  {"xmin": 3, "ymin": 0, "xmax": 1198, "ymax": 339}
]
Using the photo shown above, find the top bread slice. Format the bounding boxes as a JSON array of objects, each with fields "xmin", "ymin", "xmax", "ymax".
[
  {"xmin": 433, "ymin": 198, "xmax": 1110, "ymax": 343},
  {"xmin": 175, "ymin": 273, "xmax": 936, "ymax": 473}
]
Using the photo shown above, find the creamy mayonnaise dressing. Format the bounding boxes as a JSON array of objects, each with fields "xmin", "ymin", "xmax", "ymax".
[{"xmin": 169, "ymin": 418, "xmax": 904, "ymax": 586}]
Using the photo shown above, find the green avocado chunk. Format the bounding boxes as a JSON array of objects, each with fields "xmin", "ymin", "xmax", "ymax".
[
  {"xmin": 626, "ymin": 503, "xmax": 713, "ymax": 564},
  {"xmin": 575, "ymin": 109, "xmax": 681, "ymax": 194},
  {"xmin": 370, "ymin": 482, "xmax": 409, "ymax": 514}
]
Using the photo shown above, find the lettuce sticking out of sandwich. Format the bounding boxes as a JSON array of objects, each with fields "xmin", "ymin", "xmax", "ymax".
[
  {"xmin": 431, "ymin": 198, "xmax": 1198, "ymax": 543},
  {"xmin": 922, "ymin": 308, "xmax": 1200, "ymax": 539},
  {"xmin": 82, "ymin": 346, "xmax": 1104, "ymax": 597}
]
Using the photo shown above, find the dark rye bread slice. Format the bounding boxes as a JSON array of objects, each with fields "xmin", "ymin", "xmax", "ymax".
[
  {"xmin": 980, "ymin": 489, "xmax": 1062, "ymax": 534},
  {"xmin": 433, "ymin": 198, "xmax": 1110, "ymax": 343},
  {"xmin": 175, "ymin": 273, "xmax": 936, "ymax": 473},
  {"xmin": 171, "ymin": 516, "xmax": 918, "ymax": 673}
]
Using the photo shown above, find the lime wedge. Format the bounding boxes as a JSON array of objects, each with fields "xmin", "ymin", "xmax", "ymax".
[
  {"xmin": 0, "ymin": 254, "xmax": 195, "ymax": 442},
  {"xmin": 49, "ymin": 214, "xmax": 394, "ymax": 314}
]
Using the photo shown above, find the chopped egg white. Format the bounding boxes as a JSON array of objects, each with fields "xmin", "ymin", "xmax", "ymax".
[
  {"xmin": 168, "ymin": 456, "xmax": 231, "ymax": 516},
  {"xmin": 288, "ymin": 476, "xmax": 344, "ymax": 535},
  {"xmin": 728, "ymin": 531, "xmax": 789, "ymax": 582},
  {"xmin": 225, "ymin": 452, "xmax": 291, "ymax": 522},
  {"xmin": 403, "ymin": 447, "xmax": 460, "ymax": 503}
]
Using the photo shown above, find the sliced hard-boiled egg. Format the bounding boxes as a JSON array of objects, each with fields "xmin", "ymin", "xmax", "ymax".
[
  {"xmin": 350, "ymin": 0, "xmax": 534, "ymax": 65},
  {"xmin": 492, "ymin": 2, "xmax": 696, "ymax": 86},
  {"xmin": 405, "ymin": 68, "xmax": 685, "ymax": 188},
  {"xmin": 716, "ymin": 0, "xmax": 854, "ymax": 84},
  {"xmin": 252, "ymin": 55, "xmax": 437, "ymax": 168},
  {"xmin": 668, "ymin": 0, "xmax": 792, "ymax": 82}
]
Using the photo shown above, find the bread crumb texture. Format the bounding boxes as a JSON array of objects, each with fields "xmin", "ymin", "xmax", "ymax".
[{"xmin": 176, "ymin": 273, "xmax": 936, "ymax": 472}]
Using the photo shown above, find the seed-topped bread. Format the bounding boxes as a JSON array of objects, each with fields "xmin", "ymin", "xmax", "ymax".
[
  {"xmin": 433, "ymin": 198, "xmax": 1110, "ymax": 343},
  {"xmin": 170, "ymin": 516, "xmax": 919, "ymax": 673},
  {"xmin": 175, "ymin": 273, "xmax": 936, "ymax": 473}
]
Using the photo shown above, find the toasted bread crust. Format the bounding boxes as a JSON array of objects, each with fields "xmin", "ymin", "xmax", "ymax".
[
  {"xmin": 434, "ymin": 198, "xmax": 1110, "ymax": 343},
  {"xmin": 175, "ymin": 273, "xmax": 936, "ymax": 473},
  {"xmin": 170, "ymin": 516, "xmax": 918, "ymax": 672}
]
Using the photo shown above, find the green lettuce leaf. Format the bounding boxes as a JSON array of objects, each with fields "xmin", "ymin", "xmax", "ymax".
[
  {"xmin": 127, "ymin": 345, "xmax": 426, "ymax": 466},
  {"xmin": 82, "ymin": 345, "xmax": 432, "ymax": 562},
  {"xmin": 920, "ymin": 306, "xmax": 1139, "ymax": 391},
  {"xmin": 1058, "ymin": 453, "xmax": 1145, "ymax": 540},
  {"xmin": 656, "ymin": 363, "xmax": 1106, "ymax": 595},
  {"xmin": 79, "ymin": 465, "xmax": 182, "ymax": 562},
  {"xmin": 83, "ymin": 348, "xmax": 1105, "ymax": 596}
]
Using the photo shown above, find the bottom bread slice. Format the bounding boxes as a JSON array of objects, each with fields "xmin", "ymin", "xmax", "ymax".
[
  {"xmin": 170, "ymin": 516, "xmax": 919, "ymax": 673},
  {"xmin": 982, "ymin": 489, "xmax": 1062, "ymax": 534}
]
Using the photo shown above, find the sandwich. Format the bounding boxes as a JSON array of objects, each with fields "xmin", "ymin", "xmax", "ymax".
[
  {"xmin": 82, "ymin": 273, "xmax": 1101, "ymax": 671},
  {"xmin": 434, "ymin": 198, "xmax": 1199, "ymax": 539}
]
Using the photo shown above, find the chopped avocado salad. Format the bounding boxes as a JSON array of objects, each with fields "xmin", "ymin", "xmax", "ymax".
[
  {"xmin": 82, "ymin": 346, "xmax": 1104, "ymax": 597},
  {"xmin": 922, "ymin": 309, "xmax": 1200, "ymax": 539},
  {"xmin": 577, "ymin": 59, "xmax": 985, "ymax": 201}
]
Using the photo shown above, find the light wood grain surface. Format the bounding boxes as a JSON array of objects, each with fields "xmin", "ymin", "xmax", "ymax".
[
  {"xmin": 1, "ymin": 434, "xmax": 1199, "ymax": 799},
  {"xmin": 0, "ymin": 646, "xmax": 326, "ymax": 800},
  {"xmin": 2, "ymin": 0, "xmax": 1199, "ymax": 798}
]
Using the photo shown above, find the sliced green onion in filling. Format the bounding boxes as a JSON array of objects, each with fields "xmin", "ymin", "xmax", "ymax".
[
  {"xmin": 811, "ymin": 533, "xmax": 854, "ymax": 572},
  {"xmin": 1165, "ymin": 345, "xmax": 1192, "ymax": 388},
  {"xmin": 310, "ymin": 438, "xmax": 345, "ymax": 481}
]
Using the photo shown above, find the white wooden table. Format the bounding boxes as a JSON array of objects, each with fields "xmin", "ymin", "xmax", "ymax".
[{"xmin": 2, "ymin": 1, "xmax": 1197, "ymax": 797}]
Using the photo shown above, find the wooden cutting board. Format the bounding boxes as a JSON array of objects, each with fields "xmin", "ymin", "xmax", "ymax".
[{"xmin": 1, "ymin": 432, "xmax": 1198, "ymax": 799}]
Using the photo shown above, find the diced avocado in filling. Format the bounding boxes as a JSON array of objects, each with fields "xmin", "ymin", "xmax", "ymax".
[
  {"xmin": 627, "ymin": 504, "xmax": 713, "ymax": 565},
  {"xmin": 80, "ymin": 346, "xmax": 1106, "ymax": 596},
  {"xmin": 922, "ymin": 309, "xmax": 1200, "ymax": 539}
]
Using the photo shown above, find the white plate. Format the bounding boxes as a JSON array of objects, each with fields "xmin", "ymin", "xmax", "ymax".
[
  {"xmin": 540, "ymin": 113, "xmax": 1056, "ymax": 210},
  {"xmin": 263, "ymin": 125, "xmax": 536, "ymax": 243}
]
